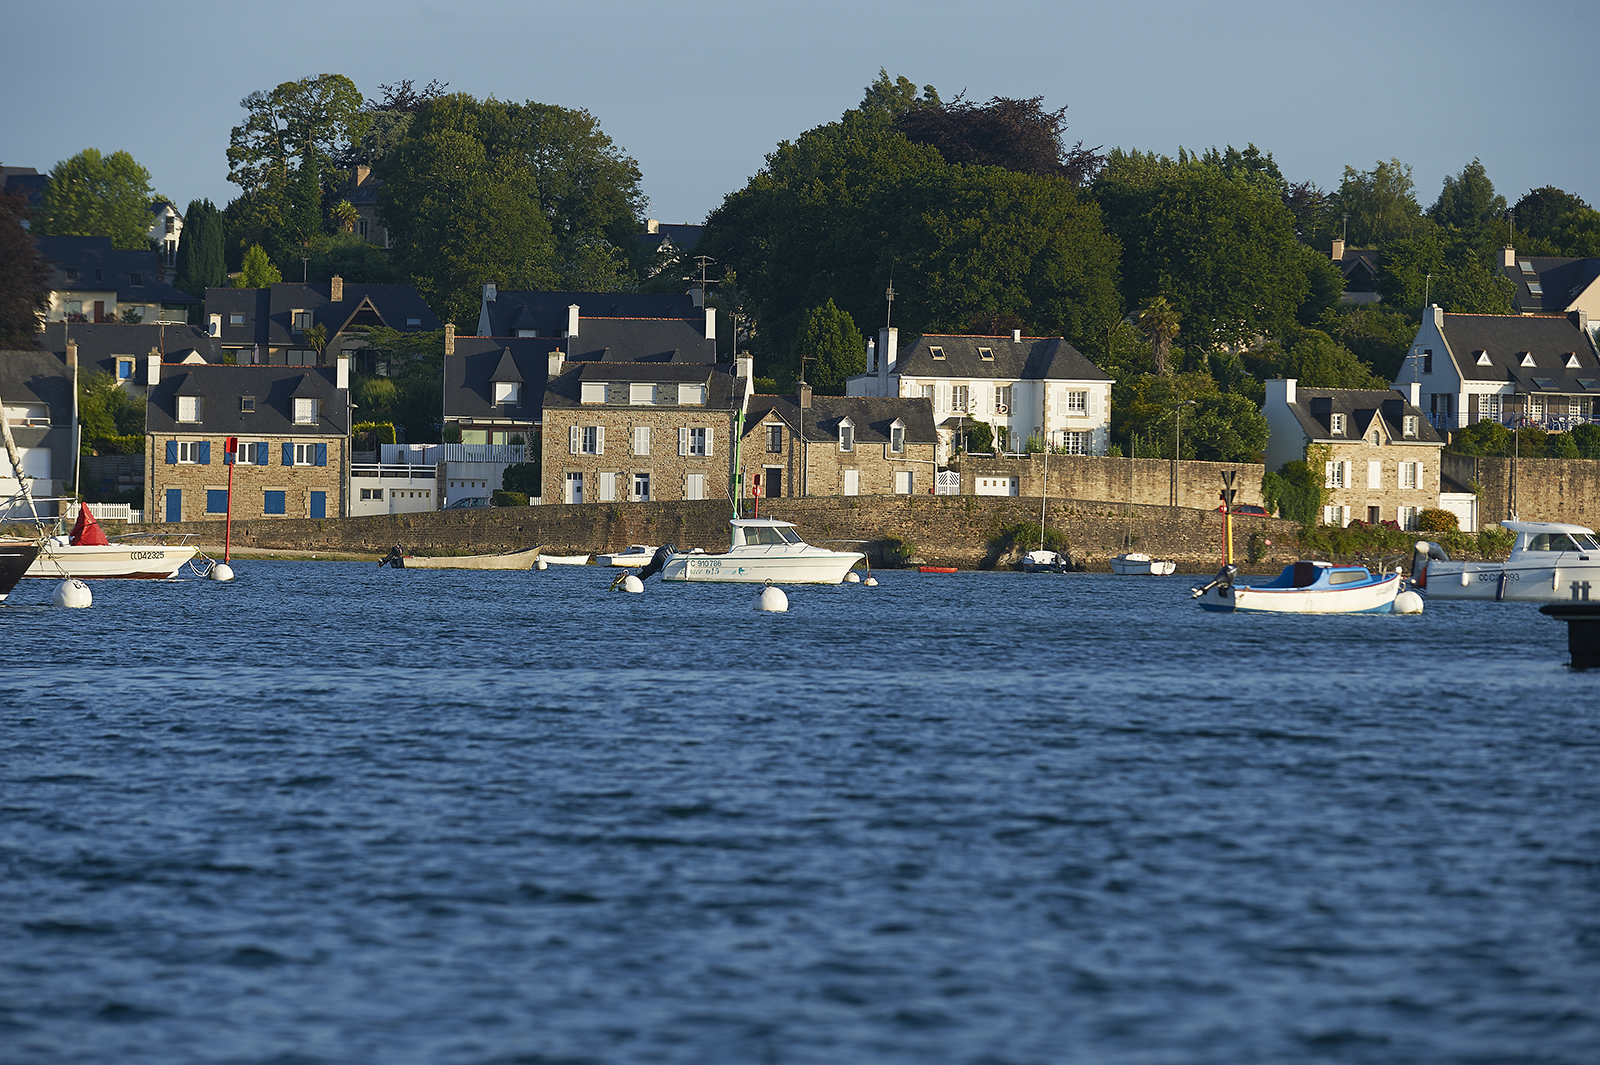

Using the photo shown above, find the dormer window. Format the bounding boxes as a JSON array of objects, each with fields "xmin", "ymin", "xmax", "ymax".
[
  {"xmin": 630, "ymin": 383, "xmax": 655, "ymax": 405},
  {"xmin": 177, "ymin": 396, "xmax": 203, "ymax": 422},
  {"xmin": 292, "ymin": 310, "xmax": 313, "ymax": 332},
  {"xmin": 1476, "ymin": 351, "xmax": 1492, "ymax": 366},
  {"xmin": 128, "ymin": 272, "xmax": 143, "ymax": 287},
  {"xmin": 1566, "ymin": 353, "xmax": 1581, "ymax": 368},
  {"xmin": 581, "ymin": 382, "xmax": 606, "ymax": 404},
  {"xmin": 929, "ymin": 345, "xmax": 945, "ymax": 360},
  {"xmin": 838, "ymin": 419, "xmax": 855, "ymax": 452},
  {"xmin": 1403, "ymin": 415, "xmax": 1418, "ymax": 437},
  {"xmin": 64, "ymin": 268, "xmax": 78, "ymax": 282},
  {"xmin": 1520, "ymin": 352, "xmax": 1536, "ymax": 367},
  {"xmin": 678, "ymin": 383, "xmax": 707, "ymax": 406},
  {"xmin": 977, "ymin": 346, "xmax": 993, "ymax": 361},
  {"xmin": 493, "ymin": 381, "xmax": 520, "ymax": 404},
  {"xmin": 890, "ymin": 423, "xmax": 905, "ymax": 453},
  {"xmin": 1330, "ymin": 413, "xmax": 1346, "ymax": 435},
  {"xmin": 116, "ymin": 358, "xmax": 134, "ymax": 381},
  {"xmin": 294, "ymin": 398, "xmax": 319, "ymax": 424},
  {"xmin": 1370, "ymin": 431, "xmax": 1380, "ymax": 446}
]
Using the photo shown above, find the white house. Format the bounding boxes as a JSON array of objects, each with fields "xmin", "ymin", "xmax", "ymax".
[{"xmin": 846, "ymin": 328, "xmax": 1113, "ymax": 462}]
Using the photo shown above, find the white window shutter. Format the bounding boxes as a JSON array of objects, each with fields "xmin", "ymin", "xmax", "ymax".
[
  {"xmin": 1324, "ymin": 460, "xmax": 1336, "ymax": 489},
  {"xmin": 704, "ymin": 428, "xmax": 713, "ymax": 457},
  {"xmin": 569, "ymin": 425, "xmax": 579, "ymax": 454},
  {"xmin": 678, "ymin": 427, "xmax": 688, "ymax": 456},
  {"xmin": 1416, "ymin": 463, "xmax": 1424, "ymax": 489},
  {"xmin": 1368, "ymin": 460, "xmax": 1381, "ymax": 490},
  {"xmin": 595, "ymin": 426, "xmax": 605, "ymax": 455},
  {"xmin": 1343, "ymin": 461, "xmax": 1352, "ymax": 488}
]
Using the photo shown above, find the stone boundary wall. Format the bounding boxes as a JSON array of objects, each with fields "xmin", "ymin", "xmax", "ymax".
[
  {"xmin": 1443, "ymin": 455, "xmax": 1600, "ymax": 526},
  {"xmin": 109, "ymin": 495, "xmax": 1299, "ymax": 572},
  {"xmin": 958, "ymin": 455, "xmax": 1267, "ymax": 510}
]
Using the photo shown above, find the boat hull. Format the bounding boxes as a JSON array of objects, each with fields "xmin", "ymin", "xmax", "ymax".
[
  {"xmin": 24, "ymin": 542, "xmax": 198, "ymax": 580},
  {"xmin": 538, "ymin": 554, "xmax": 590, "ymax": 566},
  {"xmin": 597, "ymin": 546, "xmax": 657, "ymax": 567},
  {"xmin": 661, "ymin": 549, "xmax": 863, "ymax": 584},
  {"xmin": 403, "ymin": 548, "xmax": 540, "ymax": 570},
  {"xmin": 1111, "ymin": 553, "xmax": 1176, "ymax": 576},
  {"xmin": 1417, "ymin": 560, "xmax": 1600, "ymax": 602},
  {"xmin": 0, "ymin": 542, "xmax": 41, "ymax": 601},
  {"xmin": 1198, "ymin": 572, "xmax": 1402, "ymax": 613}
]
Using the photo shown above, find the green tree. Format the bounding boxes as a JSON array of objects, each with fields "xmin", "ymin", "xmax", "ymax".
[
  {"xmin": 1429, "ymin": 159, "xmax": 1507, "ymax": 245},
  {"xmin": 1548, "ymin": 208, "xmax": 1600, "ymax": 258},
  {"xmin": 1512, "ymin": 186, "xmax": 1588, "ymax": 243},
  {"xmin": 1450, "ymin": 419, "xmax": 1511, "ymax": 456},
  {"xmin": 792, "ymin": 299, "xmax": 865, "ymax": 394},
  {"xmin": 1136, "ymin": 295, "xmax": 1179, "ymax": 376},
  {"xmin": 376, "ymin": 127, "xmax": 557, "ymax": 324},
  {"xmin": 1378, "ymin": 228, "xmax": 1514, "ymax": 313},
  {"xmin": 227, "ymin": 74, "xmax": 368, "ymax": 195},
  {"xmin": 1296, "ymin": 242, "xmax": 1347, "ymax": 326},
  {"xmin": 285, "ymin": 155, "xmax": 323, "ymax": 249},
  {"xmin": 1322, "ymin": 304, "xmax": 1416, "ymax": 382},
  {"xmin": 1262, "ymin": 460, "xmax": 1323, "ymax": 524},
  {"xmin": 0, "ymin": 187, "xmax": 51, "ymax": 346},
  {"xmin": 1095, "ymin": 164, "xmax": 1306, "ymax": 344},
  {"xmin": 78, "ymin": 371, "xmax": 146, "ymax": 450},
  {"xmin": 235, "ymin": 243, "xmax": 283, "ymax": 287},
  {"xmin": 281, "ymin": 232, "xmax": 400, "ymax": 285},
  {"xmin": 33, "ymin": 149, "xmax": 155, "ymax": 248},
  {"xmin": 1333, "ymin": 158, "xmax": 1429, "ymax": 246},
  {"xmin": 859, "ymin": 68, "xmax": 941, "ymax": 120},
  {"xmin": 1186, "ymin": 391, "xmax": 1269, "ymax": 463},
  {"xmin": 173, "ymin": 199, "xmax": 226, "ymax": 297},
  {"xmin": 559, "ymin": 237, "xmax": 634, "ymax": 292},
  {"xmin": 1277, "ymin": 329, "xmax": 1388, "ymax": 389}
]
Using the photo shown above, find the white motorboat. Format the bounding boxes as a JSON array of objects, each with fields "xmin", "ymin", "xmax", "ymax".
[
  {"xmin": 1412, "ymin": 520, "xmax": 1600, "ymax": 602},
  {"xmin": 660, "ymin": 519, "xmax": 864, "ymax": 584},
  {"xmin": 1193, "ymin": 560, "xmax": 1403, "ymax": 614},
  {"xmin": 24, "ymin": 535, "xmax": 200, "ymax": 580},
  {"xmin": 1111, "ymin": 552, "xmax": 1176, "ymax": 576},
  {"xmin": 597, "ymin": 544, "xmax": 657, "ymax": 567},
  {"xmin": 1020, "ymin": 549, "xmax": 1068, "ymax": 573}
]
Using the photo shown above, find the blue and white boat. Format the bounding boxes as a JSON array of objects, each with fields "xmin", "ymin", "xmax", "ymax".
[{"xmin": 1193, "ymin": 560, "xmax": 1403, "ymax": 614}]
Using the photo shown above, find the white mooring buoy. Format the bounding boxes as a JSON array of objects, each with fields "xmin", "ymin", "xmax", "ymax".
[
  {"xmin": 209, "ymin": 561, "xmax": 235, "ymax": 582},
  {"xmin": 536, "ymin": 559, "xmax": 548, "ymax": 571},
  {"xmin": 54, "ymin": 579, "xmax": 92, "ymax": 609},
  {"xmin": 1392, "ymin": 590, "xmax": 1424, "ymax": 615},
  {"xmin": 863, "ymin": 576, "xmax": 879, "ymax": 587},
  {"xmin": 845, "ymin": 571, "xmax": 861, "ymax": 584},
  {"xmin": 622, "ymin": 574, "xmax": 644, "ymax": 593},
  {"xmin": 757, "ymin": 585, "xmax": 789, "ymax": 612}
]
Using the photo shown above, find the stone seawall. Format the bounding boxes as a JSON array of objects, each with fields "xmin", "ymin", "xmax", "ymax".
[
  {"xmin": 1443, "ymin": 455, "xmax": 1600, "ymax": 526},
  {"xmin": 121, "ymin": 495, "xmax": 1299, "ymax": 572}
]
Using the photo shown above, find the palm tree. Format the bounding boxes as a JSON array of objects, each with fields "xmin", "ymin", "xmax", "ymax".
[{"xmin": 1137, "ymin": 296, "xmax": 1180, "ymax": 376}]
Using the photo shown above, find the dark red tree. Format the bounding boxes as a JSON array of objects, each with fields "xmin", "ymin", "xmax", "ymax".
[
  {"xmin": 0, "ymin": 186, "xmax": 51, "ymax": 347},
  {"xmin": 894, "ymin": 95, "xmax": 1103, "ymax": 186}
]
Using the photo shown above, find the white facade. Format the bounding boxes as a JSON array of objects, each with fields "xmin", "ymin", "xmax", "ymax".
[{"xmin": 147, "ymin": 203, "xmax": 183, "ymax": 280}]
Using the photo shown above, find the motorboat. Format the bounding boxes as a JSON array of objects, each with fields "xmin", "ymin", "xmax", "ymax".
[
  {"xmin": 1192, "ymin": 560, "xmax": 1403, "ymax": 614},
  {"xmin": 21, "ymin": 507, "xmax": 198, "ymax": 580},
  {"xmin": 660, "ymin": 519, "xmax": 864, "ymax": 584},
  {"xmin": 0, "ymin": 540, "xmax": 41, "ymax": 601},
  {"xmin": 1411, "ymin": 520, "xmax": 1600, "ymax": 602},
  {"xmin": 1111, "ymin": 552, "xmax": 1176, "ymax": 576},
  {"xmin": 1020, "ymin": 549, "xmax": 1068, "ymax": 573},
  {"xmin": 597, "ymin": 544, "xmax": 658, "ymax": 567}
]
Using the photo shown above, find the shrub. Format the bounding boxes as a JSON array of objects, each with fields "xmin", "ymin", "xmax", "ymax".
[
  {"xmin": 1418, "ymin": 508, "xmax": 1458, "ymax": 532},
  {"xmin": 1477, "ymin": 525, "xmax": 1514, "ymax": 557},
  {"xmin": 501, "ymin": 462, "xmax": 540, "ymax": 497},
  {"xmin": 1261, "ymin": 460, "xmax": 1322, "ymax": 525},
  {"xmin": 491, "ymin": 490, "xmax": 528, "ymax": 507},
  {"xmin": 353, "ymin": 421, "xmax": 397, "ymax": 447}
]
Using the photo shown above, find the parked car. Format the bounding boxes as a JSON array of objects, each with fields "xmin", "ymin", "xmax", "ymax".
[
  {"xmin": 1216, "ymin": 503, "xmax": 1270, "ymax": 516},
  {"xmin": 446, "ymin": 496, "xmax": 493, "ymax": 510}
]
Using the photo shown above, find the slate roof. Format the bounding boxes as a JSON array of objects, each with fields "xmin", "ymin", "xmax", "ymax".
[
  {"xmin": 146, "ymin": 365, "xmax": 350, "ymax": 437},
  {"xmin": 37, "ymin": 236, "xmax": 199, "ymax": 307},
  {"xmin": 1337, "ymin": 247, "xmax": 1380, "ymax": 279},
  {"xmin": 1283, "ymin": 386, "xmax": 1443, "ymax": 446},
  {"xmin": 745, "ymin": 395, "xmax": 938, "ymax": 445},
  {"xmin": 567, "ymin": 317, "xmax": 715, "ymax": 363},
  {"xmin": 480, "ymin": 289, "xmax": 699, "ymax": 337},
  {"xmin": 542, "ymin": 362, "xmax": 744, "ymax": 410},
  {"xmin": 640, "ymin": 223, "xmax": 702, "ymax": 256},
  {"xmin": 443, "ymin": 338, "xmax": 550, "ymax": 423},
  {"xmin": 204, "ymin": 281, "xmax": 440, "ymax": 348},
  {"xmin": 893, "ymin": 335, "xmax": 1112, "ymax": 382},
  {"xmin": 37, "ymin": 322, "xmax": 223, "ymax": 374},
  {"xmin": 0, "ymin": 349, "xmax": 71, "ymax": 416},
  {"xmin": 1438, "ymin": 311, "xmax": 1600, "ymax": 391},
  {"xmin": 1503, "ymin": 256, "xmax": 1600, "ymax": 314},
  {"xmin": 2, "ymin": 167, "xmax": 48, "ymax": 207}
]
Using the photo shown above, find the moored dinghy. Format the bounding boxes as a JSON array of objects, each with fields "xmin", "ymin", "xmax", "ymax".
[
  {"xmin": 1192, "ymin": 560, "xmax": 1403, "ymax": 614},
  {"xmin": 1111, "ymin": 552, "xmax": 1176, "ymax": 576}
]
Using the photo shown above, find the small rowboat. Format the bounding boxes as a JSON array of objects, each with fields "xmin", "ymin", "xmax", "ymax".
[
  {"xmin": 399, "ymin": 547, "xmax": 540, "ymax": 570},
  {"xmin": 1111, "ymin": 552, "xmax": 1176, "ymax": 576},
  {"xmin": 597, "ymin": 544, "xmax": 657, "ymax": 567},
  {"xmin": 919, "ymin": 566, "xmax": 958, "ymax": 574},
  {"xmin": 538, "ymin": 553, "xmax": 591, "ymax": 566}
]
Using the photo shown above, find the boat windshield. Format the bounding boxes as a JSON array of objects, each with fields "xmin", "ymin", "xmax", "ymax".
[
  {"xmin": 778, "ymin": 527, "xmax": 803, "ymax": 544},
  {"xmin": 1527, "ymin": 533, "xmax": 1589, "ymax": 552},
  {"xmin": 743, "ymin": 526, "xmax": 791, "ymax": 546},
  {"xmin": 1572, "ymin": 533, "xmax": 1600, "ymax": 551}
]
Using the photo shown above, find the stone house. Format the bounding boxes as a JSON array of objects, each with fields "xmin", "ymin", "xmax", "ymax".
[
  {"xmin": 540, "ymin": 355, "xmax": 749, "ymax": 504},
  {"xmin": 1263, "ymin": 379, "xmax": 1445, "ymax": 529},
  {"xmin": 145, "ymin": 356, "xmax": 352, "ymax": 523},
  {"xmin": 846, "ymin": 327, "xmax": 1113, "ymax": 461},
  {"xmin": 203, "ymin": 276, "xmax": 440, "ymax": 368},
  {"xmin": 37, "ymin": 236, "xmax": 200, "ymax": 326},
  {"xmin": 1401, "ymin": 306, "xmax": 1600, "ymax": 434},
  {"xmin": 741, "ymin": 388, "xmax": 938, "ymax": 498},
  {"xmin": 344, "ymin": 165, "xmax": 389, "ymax": 248}
]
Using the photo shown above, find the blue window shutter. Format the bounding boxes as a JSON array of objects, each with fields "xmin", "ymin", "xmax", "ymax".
[
  {"xmin": 224, "ymin": 450, "xmax": 234, "ymax": 466},
  {"xmin": 198, "ymin": 441, "xmax": 211, "ymax": 465},
  {"xmin": 310, "ymin": 491, "xmax": 326, "ymax": 519},
  {"xmin": 165, "ymin": 440, "xmax": 177, "ymax": 464},
  {"xmin": 256, "ymin": 442, "xmax": 268, "ymax": 466},
  {"xmin": 282, "ymin": 442, "xmax": 294, "ymax": 466},
  {"xmin": 315, "ymin": 442, "xmax": 327, "ymax": 467}
]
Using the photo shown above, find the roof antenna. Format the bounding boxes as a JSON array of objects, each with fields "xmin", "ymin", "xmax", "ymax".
[{"xmin": 884, "ymin": 264, "xmax": 896, "ymax": 330}]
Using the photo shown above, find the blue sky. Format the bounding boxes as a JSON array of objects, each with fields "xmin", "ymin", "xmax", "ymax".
[{"xmin": 5, "ymin": 0, "xmax": 1595, "ymax": 227}]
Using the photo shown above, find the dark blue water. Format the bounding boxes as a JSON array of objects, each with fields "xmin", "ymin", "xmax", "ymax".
[{"xmin": 2, "ymin": 564, "xmax": 1597, "ymax": 1064}]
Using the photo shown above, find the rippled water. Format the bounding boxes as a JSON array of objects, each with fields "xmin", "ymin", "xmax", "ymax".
[{"xmin": 2, "ymin": 563, "xmax": 1597, "ymax": 1064}]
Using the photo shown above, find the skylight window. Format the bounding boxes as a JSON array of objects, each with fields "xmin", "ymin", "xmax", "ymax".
[
  {"xmin": 1579, "ymin": 378, "xmax": 1599, "ymax": 391},
  {"xmin": 977, "ymin": 346, "xmax": 993, "ymax": 361},
  {"xmin": 929, "ymin": 345, "xmax": 945, "ymax": 360},
  {"xmin": 1519, "ymin": 260, "xmax": 1535, "ymax": 274},
  {"xmin": 1527, "ymin": 282, "xmax": 1543, "ymax": 296},
  {"xmin": 1533, "ymin": 377, "xmax": 1556, "ymax": 390},
  {"xmin": 1520, "ymin": 352, "xmax": 1536, "ymax": 367}
]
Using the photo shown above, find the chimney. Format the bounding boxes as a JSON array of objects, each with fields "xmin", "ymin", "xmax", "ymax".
[
  {"xmin": 566, "ymin": 304, "xmax": 580, "ymax": 338},
  {"xmin": 354, "ymin": 164, "xmax": 370, "ymax": 187},
  {"xmin": 880, "ymin": 327, "xmax": 898, "ymax": 372},
  {"xmin": 146, "ymin": 352, "xmax": 161, "ymax": 386},
  {"xmin": 548, "ymin": 350, "xmax": 565, "ymax": 377},
  {"xmin": 1572, "ymin": 309, "xmax": 1589, "ymax": 336},
  {"xmin": 1502, "ymin": 245, "xmax": 1516, "ymax": 268},
  {"xmin": 1407, "ymin": 381, "xmax": 1421, "ymax": 407},
  {"xmin": 798, "ymin": 381, "xmax": 812, "ymax": 410},
  {"xmin": 444, "ymin": 322, "xmax": 455, "ymax": 357},
  {"xmin": 736, "ymin": 353, "xmax": 753, "ymax": 382},
  {"xmin": 1432, "ymin": 304, "xmax": 1445, "ymax": 330},
  {"xmin": 1012, "ymin": 328, "xmax": 1022, "ymax": 343},
  {"xmin": 329, "ymin": 275, "xmax": 343, "ymax": 302},
  {"xmin": 705, "ymin": 305, "xmax": 716, "ymax": 343},
  {"xmin": 1330, "ymin": 237, "xmax": 1345, "ymax": 262},
  {"xmin": 646, "ymin": 219, "xmax": 660, "ymax": 235},
  {"xmin": 866, "ymin": 338, "xmax": 876, "ymax": 373},
  {"xmin": 689, "ymin": 286, "xmax": 704, "ymax": 308},
  {"xmin": 66, "ymin": 337, "xmax": 78, "ymax": 371},
  {"xmin": 484, "ymin": 281, "xmax": 497, "ymax": 303},
  {"xmin": 336, "ymin": 352, "xmax": 349, "ymax": 391}
]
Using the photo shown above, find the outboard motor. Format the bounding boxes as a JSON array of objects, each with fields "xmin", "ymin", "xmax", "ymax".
[
  {"xmin": 1410, "ymin": 540, "xmax": 1449, "ymax": 589},
  {"xmin": 378, "ymin": 544, "xmax": 406, "ymax": 569},
  {"xmin": 636, "ymin": 543, "xmax": 676, "ymax": 581},
  {"xmin": 1190, "ymin": 563, "xmax": 1237, "ymax": 599}
]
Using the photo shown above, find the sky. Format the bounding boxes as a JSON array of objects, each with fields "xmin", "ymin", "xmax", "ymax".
[{"xmin": 5, "ymin": 0, "xmax": 1596, "ymax": 228}]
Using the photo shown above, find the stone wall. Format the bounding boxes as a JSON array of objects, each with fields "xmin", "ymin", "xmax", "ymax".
[
  {"xmin": 957, "ymin": 455, "xmax": 1268, "ymax": 510},
  {"xmin": 130, "ymin": 494, "xmax": 1299, "ymax": 572},
  {"xmin": 1444, "ymin": 454, "xmax": 1600, "ymax": 526}
]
